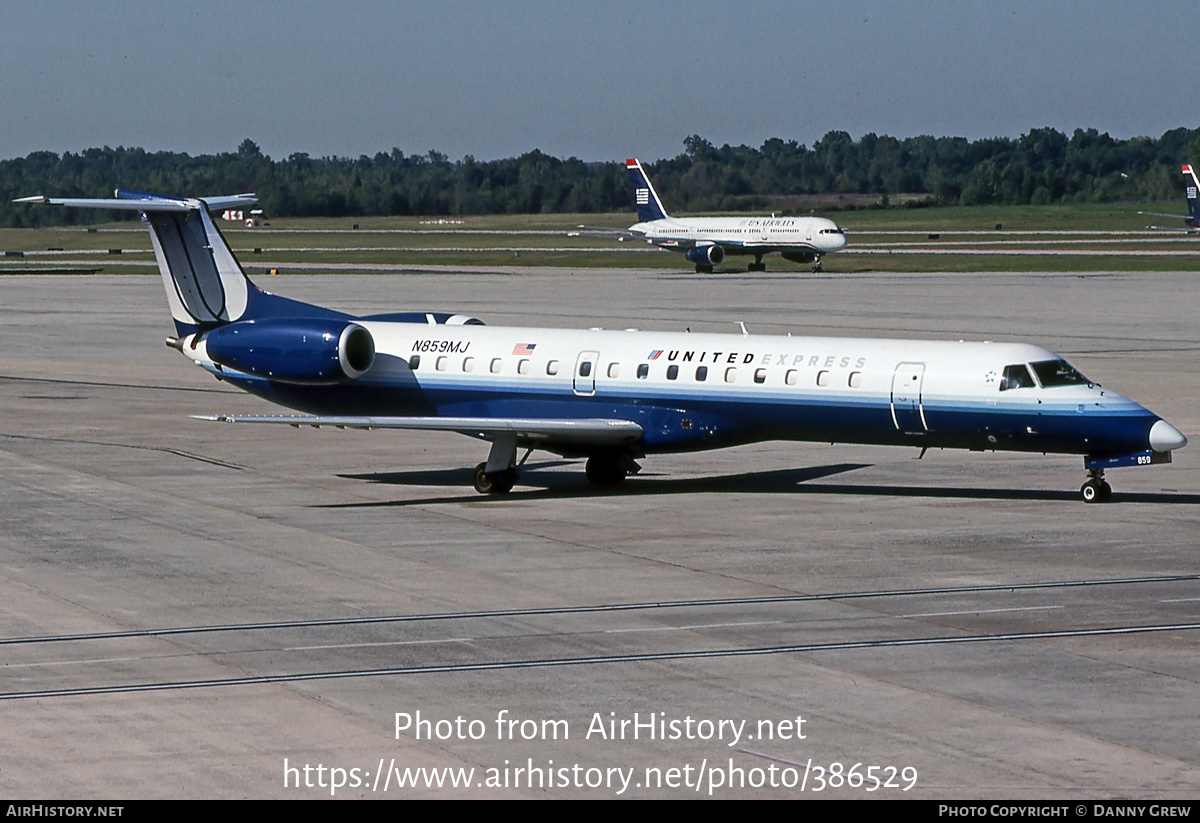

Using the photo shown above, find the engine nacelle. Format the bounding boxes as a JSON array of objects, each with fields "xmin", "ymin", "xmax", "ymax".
[
  {"xmin": 781, "ymin": 250, "xmax": 816, "ymax": 264},
  {"xmin": 204, "ymin": 318, "xmax": 375, "ymax": 384},
  {"xmin": 685, "ymin": 244, "xmax": 725, "ymax": 266}
]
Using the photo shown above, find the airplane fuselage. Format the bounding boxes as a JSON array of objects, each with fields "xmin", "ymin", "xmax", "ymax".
[
  {"xmin": 184, "ymin": 322, "xmax": 1173, "ymax": 463},
  {"xmin": 632, "ymin": 216, "xmax": 848, "ymax": 258}
]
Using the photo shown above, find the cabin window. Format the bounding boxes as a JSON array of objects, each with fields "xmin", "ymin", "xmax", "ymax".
[
  {"xmin": 463, "ymin": 357, "xmax": 474, "ymax": 373},
  {"xmin": 518, "ymin": 359, "xmax": 530, "ymax": 375},
  {"xmin": 724, "ymin": 367, "xmax": 737, "ymax": 383},
  {"xmin": 490, "ymin": 358, "xmax": 502, "ymax": 374},
  {"xmin": 637, "ymin": 363, "xmax": 649, "ymax": 379},
  {"xmin": 785, "ymin": 369, "xmax": 798, "ymax": 386},
  {"xmin": 1000, "ymin": 364, "xmax": 1035, "ymax": 391},
  {"xmin": 754, "ymin": 368, "xmax": 767, "ymax": 384},
  {"xmin": 695, "ymin": 366, "xmax": 708, "ymax": 381},
  {"xmin": 436, "ymin": 356, "xmax": 447, "ymax": 372},
  {"xmin": 409, "ymin": 355, "xmax": 421, "ymax": 370},
  {"xmin": 667, "ymin": 364, "xmax": 679, "ymax": 380},
  {"xmin": 816, "ymin": 370, "xmax": 830, "ymax": 387},
  {"xmin": 578, "ymin": 361, "xmax": 592, "ymax": 378},
  {"xmin": 607, "ymin": 363, "xmax": 620, "ymax": 378},
  {"xmin": 849, "ymin": 371, "xmax": 862, "ymax": 388},
  {"xmin": 547, "ymin": 360, "xmax": 559, "ymax": 375}
]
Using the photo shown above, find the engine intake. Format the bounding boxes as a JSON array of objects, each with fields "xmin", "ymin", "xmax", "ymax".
[
  {"xmin": 685, "ymin": 244, "xmax": 725, "ymax": 266},
  {"xmin": 205, "ymin": 318, "xmax": 375, "ymax": 384}
]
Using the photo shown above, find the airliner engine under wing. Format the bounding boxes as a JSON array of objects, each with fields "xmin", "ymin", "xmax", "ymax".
[
  {"xmin": 19, "ymin": 190, "xmax": 1187, "ymax": 502},
  {"xmin": 575, "ymin": 159, "xmax": 847, "ymax": 273},
  {"xmin": 1140, "ymin": 164, "xmax": 1200, "ymax": 232}
]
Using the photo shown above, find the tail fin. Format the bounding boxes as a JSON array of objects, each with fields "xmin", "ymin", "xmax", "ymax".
[
  {"xmin": 1184, "ymin": 165, "xmax": 1200, "ymax": 223},
  {"xmin": 17, "ymin": 191, "xmax": 343, "ymax": 334},
  {"xmin": 625, "ymin": 159, "xmax": 670, "ymax": 223}
]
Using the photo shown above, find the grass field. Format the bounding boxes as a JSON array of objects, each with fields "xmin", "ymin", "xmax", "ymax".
[{"xmin": 2, "ymin": 201, "xmax": 1198, "ymax": 275}]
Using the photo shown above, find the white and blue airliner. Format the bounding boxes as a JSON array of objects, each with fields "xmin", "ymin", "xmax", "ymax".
[
  {"xmin": 575, "ymin": 159, "xmax": 848, "ymax": 272},
  {"xmin": 18, "ymin": 190, "xmax": 1187, "ymax": 501}
]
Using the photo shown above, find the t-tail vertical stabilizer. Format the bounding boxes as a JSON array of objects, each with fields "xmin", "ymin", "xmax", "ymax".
[{"xmin": 14, "ymin": 191, "xmax": 347, "ymax": 334}]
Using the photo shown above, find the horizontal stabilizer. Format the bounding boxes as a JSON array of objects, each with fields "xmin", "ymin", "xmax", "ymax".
[
  {"xmin": 195, "ymin": 414, "xmax": 644, "ymax": 445},
  {"xmin": 15, "ymin": 192, "xmax": 257, "ymax": 212}
]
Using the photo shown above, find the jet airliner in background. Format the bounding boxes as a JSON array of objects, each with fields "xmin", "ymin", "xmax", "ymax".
[
  {"xmin": 1140, "ymin": 164, "xmax": 1200, "ymax": 232},
  {"xmin": 18, "ymin": 190, "xmax": 1186, "ymax": 502},
  {"xmin": 575, "ymin": 159, "xmax": 848, "ymax": 273}
]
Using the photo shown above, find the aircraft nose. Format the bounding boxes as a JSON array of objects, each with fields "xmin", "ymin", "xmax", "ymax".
[{"xmin": 1149, "ymin": 419, "xmax": 1188, "ymax": 451}]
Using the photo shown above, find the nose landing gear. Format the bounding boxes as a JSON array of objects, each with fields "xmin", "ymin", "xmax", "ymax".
[{"xmin": 1080, "ymin": 468, "xmax": 1112, "ymax": 503}]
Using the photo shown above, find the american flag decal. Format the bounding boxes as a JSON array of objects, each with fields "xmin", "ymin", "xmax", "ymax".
[
  {"xmin": 636, "ymin": 189, "xmax": 650, "ymax": 205},
  {"xmin": 512, "ymin": 343, "xmax": 536, "ymax": 355}
]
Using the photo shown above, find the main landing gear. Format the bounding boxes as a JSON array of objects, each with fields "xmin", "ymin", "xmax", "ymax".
[
  {"xmin": 585, "ymin": 454, "xmax": 634, "ymax": 486},
  {"xmin": 748, "ymin": 255, "xmax": 766, "ymax": 272},
  {"xmin": 695, "ymin": 264, "xmax": 714, "ymax": 273},
  {"xmin": 474, "ymin": 463, "xmax": 518, "ymax": 494},
  {"xmin": 1080, "ymin": 468, "xmax": 1112, "ymax": 503},
  {"xmin": 473, "ymin": 432, "xmax": 520, "ymax": 495},
  {"xmin": 471, "ymin": 446, "xmax": 640, "ymax": 495}
]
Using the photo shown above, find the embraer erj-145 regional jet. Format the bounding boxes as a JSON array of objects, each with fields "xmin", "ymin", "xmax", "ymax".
[
  {"xmin": 574, "ymin": 159, "xmax": 848, "ymax": 272},
  {"xmin": 18, "ymin": 190, "xmax": 1187, "ymax": 502}
]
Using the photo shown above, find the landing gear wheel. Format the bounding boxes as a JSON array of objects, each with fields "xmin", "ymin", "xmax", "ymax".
[
  {"xmin": 696, "ymin": 265, "xmax": 714, "ymax": 274},
  {"xmin": 1080, "ymin": 479, "xmax": 1112, "ymax": 503},
  {"xmin": 473, "ymin": 462, "xmax": 517, "ymax": 495},
  {"xmin": 585, "ymin": 455, "xmax": 627, "ymax": 486},
  {"xmin": 1080, "ymin": 467, "xmax": 1112, "ymax": 503},
  {"xmin": 748, "ymin": 261, "xmax": 766, "ymax": 272}
]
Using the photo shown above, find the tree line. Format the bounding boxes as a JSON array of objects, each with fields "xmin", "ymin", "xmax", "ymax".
[{"xmin": 2, "ymin": 128, "xmax": 1197, "ymax": 227}]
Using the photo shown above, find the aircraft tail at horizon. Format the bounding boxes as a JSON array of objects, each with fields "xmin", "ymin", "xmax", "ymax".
[
  {"xmin": 625, "ymin": 158, "xmax": 670, "ymax": 223},
  {"xmin": 1184, "ymin": 165, "xmax": 1200, "ymax": 226}
]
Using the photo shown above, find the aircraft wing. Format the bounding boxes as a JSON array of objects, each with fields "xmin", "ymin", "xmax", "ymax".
[
  {"xmin": 195, "ymin": 414, "xmax": 644, "ymax": 445},
  {"xmin": 1138, "ymin": 210, "xmax": 1189, "ymax": 220},
  {"xmin": 570, "ymin": 225, "xmax": 648, "ymax": 242},
  {"xmin": 1146, "ymin": 224, "xmax": 1200, "ymax": 233}
]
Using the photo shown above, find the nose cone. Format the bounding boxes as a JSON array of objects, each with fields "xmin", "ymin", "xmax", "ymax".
[
  {"xmin": 825, "ymin": 221, "xmax": 848, "ymax": 251},
  {"xmin": 1150, "ymin": 419, "xmax": 1188, "ymax": 452}
]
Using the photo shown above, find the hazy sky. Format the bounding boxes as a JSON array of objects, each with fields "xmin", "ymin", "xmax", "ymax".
[{"xmin": 0, "ymin": 1, "xmax": 1193, "ymax": 162}]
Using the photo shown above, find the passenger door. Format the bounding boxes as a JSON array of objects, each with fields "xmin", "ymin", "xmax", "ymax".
[{"xmin": 890, "ymin": 363, "xmax": 927, "ymax": 433}]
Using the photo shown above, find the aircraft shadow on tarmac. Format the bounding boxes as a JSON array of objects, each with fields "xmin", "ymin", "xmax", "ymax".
[{"xmin": 329, "ymin": 462, "xmax": 1200, "ymax": 508}]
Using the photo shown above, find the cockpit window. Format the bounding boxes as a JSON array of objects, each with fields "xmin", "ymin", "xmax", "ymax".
[
  {"xmin": 1030, "ymin": 359, "xmax": 1090, "ymax": 388},
  {"xmin": 999, "ymin": 364, "xmax": 1035, "ymax": 391}
]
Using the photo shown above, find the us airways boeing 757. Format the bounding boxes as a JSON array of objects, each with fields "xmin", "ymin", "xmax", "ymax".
[
  {"xmin": 574, "ymin": 159, "xmax": 847, "ymax": 273},
  {"xmin": 18, "ymin": 190, "xmax": 1186, "ymax": 502}
]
